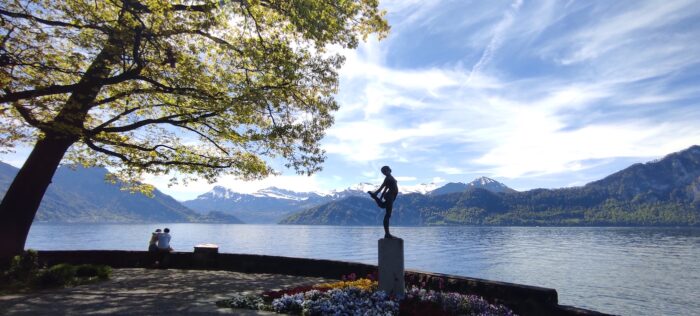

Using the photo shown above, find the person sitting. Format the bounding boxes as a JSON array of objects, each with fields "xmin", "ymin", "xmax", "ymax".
[
  {"xmin": 154, "ymin": 228, "xmax": 173, "ymax": 268},
  {"xmin": 148, "ymin": 228, "xmax": 161, "ymax": 252},
  {"xmin": 157, "ymin": 228, "xmax": 173, "ymax": 252}
]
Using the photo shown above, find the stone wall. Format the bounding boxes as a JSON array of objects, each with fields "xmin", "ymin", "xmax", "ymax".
[{"xmin": 36, "ymin": 250, "xmax": 609, "ymax": 316}]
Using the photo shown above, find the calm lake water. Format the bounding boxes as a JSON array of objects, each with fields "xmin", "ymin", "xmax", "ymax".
[{"xmin": 26, "ymin": 224, "xmax": 700, "ymax": 316}]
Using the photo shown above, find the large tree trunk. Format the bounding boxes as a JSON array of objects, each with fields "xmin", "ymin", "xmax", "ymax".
[
  {"xmin": 0, "ymin": 134, "xmax": 76, "ymax": 262},
  {"xmin": 0, "ymin": 17, "xmax": 128, "ymax": 263}
]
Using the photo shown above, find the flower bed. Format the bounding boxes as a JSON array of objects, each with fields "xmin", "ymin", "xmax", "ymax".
[{"xmin": 217, "ymin": 275, "xmax": 516, "ymax": 316}]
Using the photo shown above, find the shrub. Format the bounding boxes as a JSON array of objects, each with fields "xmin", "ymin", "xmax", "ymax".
[
  {"xmin": 37, "ymin": 263, "xmax": 77, "ymax": 287},
  {"xmin": 216, "ymin": 294, "xmax": 266, "ymax": 310},
  {"xmin": 5, "ymin": 249, "xmax": 40, "ymax": 282},
  {"xmin": 75, "ymin": 264, "xmax": 112, "ymax": 280}
]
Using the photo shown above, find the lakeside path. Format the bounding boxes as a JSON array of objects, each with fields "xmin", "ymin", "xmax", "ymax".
[{"xmin": 0, "ymin": 268, "xmax": 332, "ymax": 315}]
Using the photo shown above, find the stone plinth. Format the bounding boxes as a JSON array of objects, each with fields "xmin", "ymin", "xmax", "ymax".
[
  {"xmin": 194, "ymin": 244, "xmax": 219, "ymax": 254},
  {"xmin": 378, "ymin": 237, "xmax": 405, "ymax": 298},
  {"xmin": 193, "ymin": 244, "xmax": 219, "ymax": 268}
]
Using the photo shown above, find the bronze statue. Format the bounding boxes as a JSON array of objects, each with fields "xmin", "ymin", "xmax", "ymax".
[{"xmin": 368, "ymin": 166, "xmax": 398, "ymax": 238}]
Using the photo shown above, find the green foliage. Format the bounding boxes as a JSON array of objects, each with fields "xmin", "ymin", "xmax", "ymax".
[
  {"xmin": 37, "ymin": 263, "xmax": 78, "ymax": 287},
  {"xmin": 75, "ymin": 264, "xmax": 112, "ymax": 280},
  {"xmin": 5, "ymin": 249, "xmax": 40, "ymax": 281},
  {"xmin": 1, "ymin": 257, "xmax": 112, "ymax": 292},
  {"xmin": 0, "ymin": 0, "xmax": 389, "ymax": 189},
  {"xmin": 36, "ymin": 263, "xmax": 112, "ymax": 287}
]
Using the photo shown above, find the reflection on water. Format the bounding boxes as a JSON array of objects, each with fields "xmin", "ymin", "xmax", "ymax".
[{"xmin": 26, "ymin": 224, "xmax": 700, "ymax": 315}]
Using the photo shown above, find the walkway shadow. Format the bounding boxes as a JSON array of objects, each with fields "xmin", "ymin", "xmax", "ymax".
[{"xmin": 0, "ymin": 268, "xmax": 330, "ymax": 315}]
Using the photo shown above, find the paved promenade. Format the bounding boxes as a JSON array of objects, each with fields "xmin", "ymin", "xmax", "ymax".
[{"xmin": 0, "ymin": 268, "xmax": 331, "ymax": 315}]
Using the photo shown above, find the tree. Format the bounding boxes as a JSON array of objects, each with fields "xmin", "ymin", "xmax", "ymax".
[{"xmin": 0, "ymin": 0, "xmax": 388, "ymax": 260}]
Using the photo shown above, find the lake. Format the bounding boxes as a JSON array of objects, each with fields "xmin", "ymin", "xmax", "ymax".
[{"xmin": 25, "ymin": 224, "xmax": 700, "ymax": 315}]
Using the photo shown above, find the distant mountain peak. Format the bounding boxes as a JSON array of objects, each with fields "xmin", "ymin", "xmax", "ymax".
[
  {"xmin": 429, "ymin": 177, "xmax": 514, "ymax": 196},
  {"xmin": 466, "ymin": 177, "xmax": 514, "ymax": 193},
  {"xmin": 253, "ymin": 186, "xmax": 314, "ymax": 200},
  {"xmin": 202, "ymin": 186, "xmax": 239, "ymax": 200},
  {"xmin": 470, "ymin": 176, "xmax": 497, "ymax": 184},
  {"xmin": 402, "ymin": 182, "xmax": 440, "ymax": 194}
]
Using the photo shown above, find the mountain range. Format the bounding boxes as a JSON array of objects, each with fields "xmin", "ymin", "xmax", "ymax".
[
  {"xmin": 2, "ymin": 145, "xmax": 699, "ymax": 226},
  {"xmin": 281, "ymin": 146, "xmax": 700, "ymax": 226},
  {"xmin": 181, "ymin": 178, "xmax": 512, "ymax": 223},
  {"xmin": 0, "ymin": 163, "xmax": 241, "ymax": 223}
]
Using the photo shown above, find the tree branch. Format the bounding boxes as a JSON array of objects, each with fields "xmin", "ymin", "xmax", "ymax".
[
  {"xmin": 11, "ymin": 103, "xmax": 47, "ymax": 130},
  {"xmin": 178, "ymin": 124, "xmax": 229, "ymax": 155},
  {"xmin": 132, "ymin": 76, "xmax": 221, "ymax": 99},
  {"xmin": 0, "ymin": 8, "xmax": 108, "ymax": 32},
  {"xmin": 0, "ymin": 84, "xmax": 77, "ymax": 104},
  {"xmin": 85, "ymin": 136, "xmax": 233, "ymax": 169},
  {"xmin": 91, "ymin": 88, "xmax": 155, "ymax": 106},
  {"xmin": 97, "ymin": 111, "xmax": 217, "ymax": 133},
  {"xmin": 92, "ymin": 136, "xmax": 176, "ymax": 154},
  {"xmin": 89, "ymin": 106, "xmax": 143, "ymax": 132}
]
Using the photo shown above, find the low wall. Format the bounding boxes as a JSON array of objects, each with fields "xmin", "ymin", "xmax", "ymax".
[{"xmin": 36, "ymin": 250, "xmax": 609, "ymax": 316}]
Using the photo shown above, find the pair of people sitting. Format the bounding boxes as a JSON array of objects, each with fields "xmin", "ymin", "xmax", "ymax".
[{"xmin": 148, "ymin": 228, "xmax": 173, "ymax": 252}]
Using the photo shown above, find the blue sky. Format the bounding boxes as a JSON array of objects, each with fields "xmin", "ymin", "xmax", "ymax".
[{"xmin": 3, "ymin": 0, "xmax": 700, "ymax": 200}]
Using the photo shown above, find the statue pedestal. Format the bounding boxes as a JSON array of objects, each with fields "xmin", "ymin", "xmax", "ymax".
[{"xmin": 378, "ymin": 237, "xmax": 405, "ymax": 298}]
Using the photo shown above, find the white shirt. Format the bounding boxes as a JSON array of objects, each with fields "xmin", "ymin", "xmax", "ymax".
[{"xmin": 157, "ymin": 232, "xmax": 171, "ymax": 249}]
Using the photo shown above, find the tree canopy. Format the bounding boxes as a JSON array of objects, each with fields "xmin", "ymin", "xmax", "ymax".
[{"xmin": 0, "ymin": 0, "xmax": 389, "ymax": 188}]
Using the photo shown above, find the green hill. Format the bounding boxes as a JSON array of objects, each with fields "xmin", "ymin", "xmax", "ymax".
[
  {"xmin": 0, "ymin": 163, "xmax": 242, "ymax": 223},
  {"xmin": 281, "ymin": 145, "xmax": 700, "ymax": 226}
]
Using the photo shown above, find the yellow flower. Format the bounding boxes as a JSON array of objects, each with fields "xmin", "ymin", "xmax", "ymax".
[{"xmin": 315, "ymin": 278, "xmax": 378, "ymax": 291}]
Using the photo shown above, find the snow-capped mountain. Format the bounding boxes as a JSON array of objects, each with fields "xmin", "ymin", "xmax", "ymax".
[
  {"xmin": 402, "ymin": 182, "xmax": 440, "ymax": 194},
  {"xmin": 466, "ymin": 176, "xmax": 515, "ymax": 193},
  {"xmin": 252, "ymin": 186, "xmax": 321, "ymax": 201},
  {"xmin": 182, "ymin": 186, "xmax": 327, "ymax": 223},
  {"xmin": 328, "ymin": 181, "xmax": 439, "ymax": 196},
  {"xmin": 429, "ymin": 177, "xmax": 515, "ymax": 196},
  {"xmin": 182, "ymin": 177, "xmax": 514, "ymax": 224}
]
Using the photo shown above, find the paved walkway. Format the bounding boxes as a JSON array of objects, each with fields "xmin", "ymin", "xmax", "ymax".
[{"xmin": 0, "ymin": 268, "xmax": 331, "ymax": 315}]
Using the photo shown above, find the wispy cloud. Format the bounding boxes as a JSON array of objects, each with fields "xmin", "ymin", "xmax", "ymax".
[
  {"xmin": 325, "ymin": 0, "xmax": 700, "ymax": 185},
  {"xmin": 4, "ymin": 0, "xmax": 700, "ymax": 199},
  {"xmin": 468, "ymin": 0, "xmax": 523, "ymax": 82}
]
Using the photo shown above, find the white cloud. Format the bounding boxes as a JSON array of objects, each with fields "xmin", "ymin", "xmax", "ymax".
[
  {"xmin": 431, "ymin": 177, "xmax": 446, "ymax": 183},
  {"xmin": 435, "ymin": 166, "xmax": 464, "ymax": 175},
  {"xmin": 324, "ymin": 119, "xmax": 461, "ymax": 162}
]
